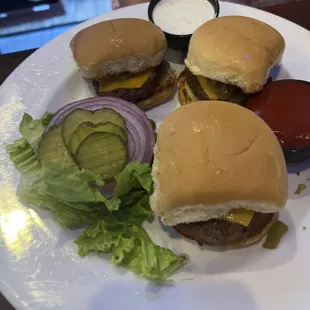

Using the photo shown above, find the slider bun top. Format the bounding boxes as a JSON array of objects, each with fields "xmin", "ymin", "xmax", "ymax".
[
  {"xmin": 150, "ymin": 101, "xmax": 288, "ymax": 226},
  {"xmin": 185, "ymin": 16, "xmax": 285, "ymax": 94},
  {"xmin": 70, "ymin": 18, "xmax": 167, "ymax": 79}
]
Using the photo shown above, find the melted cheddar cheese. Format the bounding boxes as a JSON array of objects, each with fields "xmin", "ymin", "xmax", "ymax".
[
  {"xmin": 197, "ymin": 75, "xmax": 219, "ymax": 100},
  {"xmin": 224, "ymin": 209, "xmax": 255, "ymax": 227},
  {"xmin": 99, "ymin": 68, "xmax": 155, "ymax": 92}
]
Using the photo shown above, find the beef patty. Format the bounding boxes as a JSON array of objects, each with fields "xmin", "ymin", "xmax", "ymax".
[
  {"xmin": 174, "ymin": 212, "xmax": 274, "ymax": 246},
  {"xmin": 184, "ymin": 67, "xmax": 248, "ymax": 104},
  {"xmin": 184, "ymin": 67, "xmax": 209, "ymax": 100},
  {"xmin": 93, "ymin": 60, "xmax": 169, "ymax": 103}
]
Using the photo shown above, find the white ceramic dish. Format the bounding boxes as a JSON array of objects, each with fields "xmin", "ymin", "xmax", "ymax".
[{"xmin": 1, "ymin": 2, "xmax": 310, "ymax": 309}]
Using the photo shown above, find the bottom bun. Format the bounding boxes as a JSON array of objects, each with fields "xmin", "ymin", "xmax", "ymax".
[
  {"xmin": 136, "ymin": 65, "xmax": 177, "ymax": 110},
  {"xmin": 174, "ymin": 213, "xmax": 278, "ymax": 250},
  {"xmin": 177, "ymin": 71, "xmax": 198, "ymax": 105}
]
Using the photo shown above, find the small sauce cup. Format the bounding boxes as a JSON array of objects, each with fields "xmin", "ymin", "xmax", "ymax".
[
  {"xmin": 284, "ymin": 148, "xmax": 310, "ymax": 163},
  {"xmin": 246, "ymin": 79, "xmax": 310, "ymax": 163},
  {"xmin": 148, "ymin": 0, "xmax": 220, "ymax": 51}
]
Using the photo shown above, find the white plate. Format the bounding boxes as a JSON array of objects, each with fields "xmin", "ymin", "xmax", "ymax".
[{"xmin": 1, "ymin": 2, "xmax": 310, "ymax": 310}]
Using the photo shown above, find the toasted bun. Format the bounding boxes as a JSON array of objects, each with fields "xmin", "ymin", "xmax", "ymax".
[
  {"xmin": 185, "ymin": 16, "xmax": 285, "ymax": 94},
  {"xmin": 70, "ymin": 18, "xmax": 167, "ymax": 79},
  {"xmin": 177, "ymin": 71, "xmax": 197, "ymax": 106},
  {"xmin": 136, "ymin": 66, "xmax": 177, "ymax": 110},
  {"xmin": 150, "ymin": 101, "xmax": 288, "ymax": 226}
]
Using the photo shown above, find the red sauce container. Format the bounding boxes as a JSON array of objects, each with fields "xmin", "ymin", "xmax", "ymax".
[{"xmin": 246, "ymin": 80, "xmax": 310, "ymax": 152}]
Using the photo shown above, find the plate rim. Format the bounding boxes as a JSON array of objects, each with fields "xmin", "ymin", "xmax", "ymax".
[{"xmin": 1, "ymin": 2, "xmax": 310, "ymax": 310}]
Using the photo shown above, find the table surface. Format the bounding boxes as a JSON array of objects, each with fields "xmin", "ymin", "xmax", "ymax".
[{"xmin": 1, "ymin": 0, "xmax": 310, "ymax": 309}]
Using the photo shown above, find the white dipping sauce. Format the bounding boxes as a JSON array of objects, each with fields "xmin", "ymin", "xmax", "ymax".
[{"xmin": 152, "ymin": 0, "xmax": 215, "ymax": 35}]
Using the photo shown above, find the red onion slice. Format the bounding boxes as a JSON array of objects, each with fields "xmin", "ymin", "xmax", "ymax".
[{"xmin": 47, "ymin": 96, "xmax": 155, "ymax": 164}]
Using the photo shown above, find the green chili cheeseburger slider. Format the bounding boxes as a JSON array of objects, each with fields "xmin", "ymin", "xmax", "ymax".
[
  {"xmin": 178, "ymin": 16, "xmax": 285, "ymax": 105},
  {"xmin": 151, "ymin": 101, "xmax": 288, "ymax": 248},
  {"xmin": 70, "ymin": 18, "xmax": 177, "ymax": 110}
]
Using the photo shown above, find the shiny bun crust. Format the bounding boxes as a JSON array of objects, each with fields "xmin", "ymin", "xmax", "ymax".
[
  {"xmin": 185, "ymin": 16, "xmax": 285, "ymax": 94},
  {"xmin": 70, "ymin": 18, "xmax": 167, "ymax": 79},
  {"xmin": 150, "ymin": 101, "xmax": 288, "ymax": 226}
]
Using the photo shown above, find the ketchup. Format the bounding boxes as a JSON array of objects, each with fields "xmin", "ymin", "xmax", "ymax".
[{"xmin": 246, "ymin": 80, "xmax": 310, "ymax": 150}]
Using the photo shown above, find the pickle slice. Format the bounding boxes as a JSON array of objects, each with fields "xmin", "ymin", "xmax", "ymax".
[
  {"xmin": 62, "ymin": 108, "xmax": 126, "ymax": 147},
  {"xmin": 91, "ymin": 109, "xmax": 126, "ymax": 128},
  {"xmin": 38, "ymin": 124, "xmax": 75, "ymax": 166},
  {"xmin": 69, "ymin": 122, "xmax": 127, "ymax": 155},
  {"xmin": 263, "ymin": 220, "xmax": 288, "ymax": 249},
  {"xmin": 75, "ymin": 132, "xmax": 128, "ymax": 180}
]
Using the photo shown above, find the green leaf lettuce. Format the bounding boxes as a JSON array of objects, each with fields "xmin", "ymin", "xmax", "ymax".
[
  {"xmin": 6, "ymin": 112, "xmax": 188, "ymax": 281},
  {"xmin": 114, "ymin": 160, "xmax": 153, "ymax": 197},
  {"xmin": 75, "ymin": 218, "xmax": 187, "ymax": 281},
  {"xmin": 19, "ymin": 112, "xmax": 53, "ymax": 149}
]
